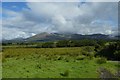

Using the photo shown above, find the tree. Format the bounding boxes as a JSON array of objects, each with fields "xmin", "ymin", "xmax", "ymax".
[
  {"xmin": 114, "ymin": 50, "xmax": 120, "ymax": 61},
  {"xmin": 56, "ymin": 40, "xmax": 69, "ymax": 47},
  {"xmin": 96, "ymin": 42, "xmax": 120, "ymax": 61},
  {"xmin": 42, "ymin": 42, "xmax": 54, "ymax": 48}
]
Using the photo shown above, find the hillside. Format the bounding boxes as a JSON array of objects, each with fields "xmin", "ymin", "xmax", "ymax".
[{"xmin": 2, "ymin": 32, "xmax": 117, "ymax": 43}]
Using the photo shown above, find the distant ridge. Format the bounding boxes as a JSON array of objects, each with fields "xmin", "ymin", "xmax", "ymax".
[{"xmin": 2, "ymin": 32, "xmax": 118, "ymax": 43}]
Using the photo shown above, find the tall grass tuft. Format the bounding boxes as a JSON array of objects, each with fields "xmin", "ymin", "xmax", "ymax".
[
  {"xmin": 60, "ymin": 70, "xmax": 69, "ymax": 77},
  {"xmin": 96, "ymin": 57, "xmax": 107, "ymax": 64}
]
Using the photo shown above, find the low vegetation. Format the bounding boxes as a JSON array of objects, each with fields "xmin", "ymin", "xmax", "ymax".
[{"xmin": 2, "ymin": 39, "xmax": 120, "ymax": 78}]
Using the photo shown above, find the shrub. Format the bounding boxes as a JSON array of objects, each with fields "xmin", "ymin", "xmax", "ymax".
[
  {"xmin": 83, "ymin": 46, "xmax": 93, "ymax": 52},
  {"xmin": 76, "ymin": 55, "xmax": 86, "ymax": 60},
  {"xmin": 96, "ymin": 57, "xmax": 107, "ymax": 64},
  {"xmin": 114, "ymin": 50, "xmax": 120, "ymax": 61},
  {"xmin": 87, "ymin": 52, "xmax": 95, "ymax": 60},
  {"xmin": 56, "ymin": 40, "xmax": 69, "ymax": 47},
  {"xmin": 81, "ymin": 51, "xmax": 87, "ymax": 56},
  {"xmin": 96, "ymin": 42, "xmax": 120, "ymax": 60},
  {"xmin": 42, "ymin": 42, "xmax": 54, "ymax": 48}
]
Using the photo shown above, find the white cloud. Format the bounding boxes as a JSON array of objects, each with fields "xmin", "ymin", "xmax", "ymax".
[
  {"xmin": 2, "ymin": 0, "xmax": 120, "ymax": 2},
  {"xmin": 2, "ymin": 2, "xmax": 118, "ymax": 40},
  {"xmin": 2, "ymin": 27, "xmax": 29, "ymax": 40}
]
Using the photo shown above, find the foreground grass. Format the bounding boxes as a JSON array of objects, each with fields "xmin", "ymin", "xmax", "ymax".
[
  {"xmin": 2, "ymin": 47, "xmax": 119, "ymax": 78},
  {"xmin": 0, "ymin": 52, "xmax": 2, "ymax": 79}
]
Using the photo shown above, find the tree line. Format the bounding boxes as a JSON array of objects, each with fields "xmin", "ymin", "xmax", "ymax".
[{"xmin": 35, "ymin": 39, "xmax": 106, "ymax": 48}]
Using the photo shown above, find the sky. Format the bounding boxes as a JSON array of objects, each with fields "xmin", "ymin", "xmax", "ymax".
[{"xmin": 1, "ymin": 1, "xmax": 118, "ymax": 40}]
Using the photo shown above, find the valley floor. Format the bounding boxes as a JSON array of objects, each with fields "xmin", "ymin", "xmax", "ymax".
[{"xmin": 2, "ymin": 47, "xmax": 120, "ymax": 78}]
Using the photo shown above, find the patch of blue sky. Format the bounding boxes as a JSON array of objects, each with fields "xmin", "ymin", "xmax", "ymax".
[
  {"xmin": 2, "ymin": 0, "xmax": 26, "ymax": 2},
  {"xmin": 2, "ymin": 2, "xmax": 28, "ymax": 12},
  {"xmin": 0, "ymin": 2, "xmax": 2, "ymax": 19},
  {"xmin": 2, "ymin": 2, "xmax": 30, "ymax": 19}
]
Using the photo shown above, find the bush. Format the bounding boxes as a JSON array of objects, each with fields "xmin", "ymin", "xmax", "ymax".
[
  {"xmin": 96, "ymin": 57, "xmax": 107, "ymax": 64},
  {"xmin": 114, "ymin": 50, "xmax": 120, "ymax": 61},
  {"xmin": 96, "ymin": 42, "xmax": 120, "ymax": 60},
  {"xmin": 76, "ymin": 55, "xmax": 86, "ymax": 60},
  {"xmin": 81, "ymin": 51, "xmax": 87, "ymax": 56},
  {"xmin": 56, "ymin": 40, "xmax": 69, "ymax": 47},
  {"xmin": 83, "ymin": 46, "xmax": 94, "ymax": 52},
  {"xmin": 94, "ymin": 44, "xmax": 102, "ymax": 52},
  {"xmin": 42, "ymin": 42, "xmax": 54, "ymax": 48},
  {"xmin": 74, "ymin": 39, "xmax": 97, "ymax": 47},
  {"xmin": 87, "ymin": 52, "xmax": 95, "ymax": 60},
  {"xmin": 35, "ymin": 45, "xmax": 42, "ymax": 48}
]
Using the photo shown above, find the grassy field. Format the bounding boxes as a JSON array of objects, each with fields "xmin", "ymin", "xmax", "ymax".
[
  {"xmin": 0, "ymin": 52, "xmax": 2, "ymax": 79},
  {"xmin": 2, "ymin": 47, "xmax": 119, "ymax": 78}
]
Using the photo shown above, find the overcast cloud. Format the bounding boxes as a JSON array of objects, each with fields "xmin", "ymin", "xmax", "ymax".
[{"xmin": 2, "ymin": 2, "xmax": 118, "ymax": 40}]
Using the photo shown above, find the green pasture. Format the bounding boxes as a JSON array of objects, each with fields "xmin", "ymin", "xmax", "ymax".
[{"xmin": 2, "ymin": 47, "xmax": 119, "ymax": 78}]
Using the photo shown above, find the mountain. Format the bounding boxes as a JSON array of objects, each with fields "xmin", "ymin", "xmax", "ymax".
[
  {"xmin": 25, "ymin": 32, "xmax": 112, "ymax": 42},
  {"xmin": 2, "ymin": 32, "xmax": 118, "ymax": 43},
  {"xmin": 26, "ymin": 32, "xmax": 68, "ymax": 42}
]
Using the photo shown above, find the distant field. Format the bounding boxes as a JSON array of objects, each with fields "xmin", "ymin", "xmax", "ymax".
[{"xmin": 2, "ymin": 47, "xmax": 119, "ymax": 78}]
